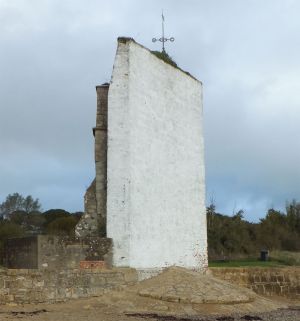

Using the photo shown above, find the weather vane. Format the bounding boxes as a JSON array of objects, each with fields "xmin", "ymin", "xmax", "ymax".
[{"xmin": 152, "ymin": 11, "xmax": 174, "ymax": 53}]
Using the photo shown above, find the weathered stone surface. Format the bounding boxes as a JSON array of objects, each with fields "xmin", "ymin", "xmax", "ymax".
[
  {"xmin": 76, "ymin": 84, "xmax": 109, "ymax": 238},
  {"xmin": 75, "ymin": 180, "xmax": 98, "ymax": 237},
  {"xmin": 4, "ymin": 237, "xmax": 38, "ymax": 269},
  {"xmin": 4, "ymin": 235, "xmax": 112, "ymax": 270},
  {"xmin": 0, "ymin": 267, "xmax": 137, "ymax": 304},
  {"xmin": 210, "ymin": 267, "xmax": 300, "ymax": 299}
]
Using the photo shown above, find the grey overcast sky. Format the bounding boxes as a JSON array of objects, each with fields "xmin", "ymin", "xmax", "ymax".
[{"xmin": 1, "ymin": 0, "xmax": 299, "ymax": 221}]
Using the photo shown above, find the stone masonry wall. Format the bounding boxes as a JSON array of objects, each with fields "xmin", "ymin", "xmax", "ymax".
[
  {"xmin": 4, "ymin": 237, "xmax": 38, "ymax": 269},
  {"xmin": 37, "ymin": 236, "xmax": 112, "ymax": 269},
  {"xmin": 75, "ymin": 84, "xmax": 109, "ymax": 238},
  {"xmin": 0, "ymin": 268, "xmax": 137, "ymax": 304},
  {"xmin": 75, "ymin": 180, "xmax": 98, "ymax": 237},
  {"xmin": 210, "ymin": 267, "xmax": 300, "ymax": 299},
  {"xmin": 94, "ymin": 84, "xmax": 109, "ymax": 235},
  {"xmin": 4, "ymin": 236, "xmax": 112, "ymax": 270}
]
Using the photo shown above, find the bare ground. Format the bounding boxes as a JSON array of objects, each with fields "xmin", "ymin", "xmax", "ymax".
[
  {"xmin": 0, "ymin": 296, "xmax": 299, "ymax": 321},
  {"xmin": 0, "ymin": 267, "xmax": 299, "ymax": 321}
]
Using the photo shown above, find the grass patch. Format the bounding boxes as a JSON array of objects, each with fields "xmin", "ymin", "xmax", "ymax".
[
  {"xmin": 209, "ymin": 258, "xmax": 287, "ymax": 268},
  {"xmin": 270, "ymin": 251, "xmax": 300, "ymax": 266},
  {"xmin": 151, "ymin": 51, "xmax": 178, "ymax": 68}
]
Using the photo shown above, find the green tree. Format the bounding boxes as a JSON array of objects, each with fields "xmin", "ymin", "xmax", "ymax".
[
  {"xmin": 23, "ymin": 195, "xmax": 41, "ymax": 213},
  {"xmin": 0, "ymin": 193, "xmax": 42, "ymax": 219},
  {"xmin": 9, "ymin": 210, "xmax": 28, "ymax": 226},
  {"xmin": 43, "ymin": 209, "xmax": 71, "ymax": 227},
  {"xmin": 9, "ymin": 210, "xmax": 45, "ymax": 234},
  {"xmin": 0, "ymin": 193, "xmax": 24, "ymax": 218},
  {"xmin": 257, "ymin": 209, "xmax": 284, "ymax": 250},
  {"xmin": 286, "ymin": 200, "xmax": 300, "ymax": 234}
]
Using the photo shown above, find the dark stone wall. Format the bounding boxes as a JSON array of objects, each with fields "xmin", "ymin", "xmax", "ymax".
[
  {"xmin": 3, "ymin": 236, "xmax": 112, "ymax": 270},
  {"xmin": 38, "ymin": 235, "xmax": 112, "ymax": 269},
  {"xmin": 94, "ymin": 84, "xmax": 109, "ymax": 230},
  {"xmin": 4, "ymin": 236, "xmax": 38, "ymax": 269}
]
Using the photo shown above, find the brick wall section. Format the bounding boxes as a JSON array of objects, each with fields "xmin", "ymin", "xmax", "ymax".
[
  {"xmin": 79, "ymin": 261, "xmax": 106, "ymax": 269},
  {"xmin": 210, "ymin": 267, "xmax": 300, "ymax": 299},
  {"xmin": 0, "ymin": 268, "xmax": 137, "ymax": 304}
]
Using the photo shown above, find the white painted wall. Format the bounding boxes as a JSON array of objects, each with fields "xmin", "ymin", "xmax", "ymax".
[{"xmin": 107, "ymin": 38, "xmax": 207, "ymax": 270}]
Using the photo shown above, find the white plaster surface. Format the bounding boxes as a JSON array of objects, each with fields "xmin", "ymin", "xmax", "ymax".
[{"xmin": 107, "ymin": 39, "xmax": 207, "ymax": 270}]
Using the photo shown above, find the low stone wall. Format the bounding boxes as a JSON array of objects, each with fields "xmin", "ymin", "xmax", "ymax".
[
  {"xmin": 210, "ymin": 267, "xmax": 300, "ymax": 299},
  {"xmin": 4, "ymin": 235, "xmax": 112, "ymax": 269},
  {"xmin": 0, "ymin": 268, "xmax": 137, "ymax": 304}
]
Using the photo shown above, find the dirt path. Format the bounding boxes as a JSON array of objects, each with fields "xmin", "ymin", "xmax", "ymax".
[{"xmin": 0, "ymin": 298, "xmax": 299, "ymax": 321}]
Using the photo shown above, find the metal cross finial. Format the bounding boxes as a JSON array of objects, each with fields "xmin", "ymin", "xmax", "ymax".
[{"xmin": 152, "ymin": 11, "xmax": 174, "ymax": 52}]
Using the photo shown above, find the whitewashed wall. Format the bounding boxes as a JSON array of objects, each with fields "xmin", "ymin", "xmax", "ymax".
[{"xmin": 107, "ymin": 38, "xmax": 207, "ymax": 270}]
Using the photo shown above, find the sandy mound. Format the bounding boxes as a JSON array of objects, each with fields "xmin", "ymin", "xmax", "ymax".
[
  {"xmin": 135, "ymin": 267, "xmax": 256, "ymax": 304},
  {"xmin": 96, "ymin": 266, "xmax": 288, "ymax": 316}
]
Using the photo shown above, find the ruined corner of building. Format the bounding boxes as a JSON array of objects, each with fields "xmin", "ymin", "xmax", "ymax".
[{"xmin": 75, "ymin": 83, "xmax": 109, "ymax": 239}]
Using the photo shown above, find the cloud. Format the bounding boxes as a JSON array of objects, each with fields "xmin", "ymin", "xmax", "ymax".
[{"xmin": 0, "ymin": 0, "xmax": 300, "ymax": 220}]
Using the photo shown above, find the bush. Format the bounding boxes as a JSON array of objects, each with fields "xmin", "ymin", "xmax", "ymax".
[
  {"xmin": 46, "ymin": 216, "xmax": 78, "ymax": 236},
  {"xmin": 43, "ymin": 209, "xmax": 71, "ymax": 226},
  {"xmin": 270, "ymin": 251, "xmax": 300, "ymax": 266}
]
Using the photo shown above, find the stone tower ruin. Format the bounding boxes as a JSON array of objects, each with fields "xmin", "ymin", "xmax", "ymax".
[
  {"xmin": 76, "ymin": 38, "xmax": 208, "ymax": 273},
  {"xmin": 75, "ymin": 84, "xmax": 109, "ymax": 237}
]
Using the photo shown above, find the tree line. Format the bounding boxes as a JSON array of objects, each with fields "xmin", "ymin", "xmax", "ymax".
[
  {"xmin": 0, "ymin": 193, "xmax": 82, "ymax": 260},
  {"xmin": 0, "ymin": 193, "xmax": 299, "ymax": 262},
  {"xmin": 207, "ymin": 201, "xmax": 300, "ymax": 260}
]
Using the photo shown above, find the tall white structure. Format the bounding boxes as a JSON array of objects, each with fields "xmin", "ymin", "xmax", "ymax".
[{"xmin": 107, "ymin": 38, "xmax": 207, "ymax": 271}]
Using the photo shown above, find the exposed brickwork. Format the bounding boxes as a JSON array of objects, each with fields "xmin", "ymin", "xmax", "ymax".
[
  {"xmin": 210, "ymin": 267, "xmax": 300, "ymax": 299},
  {"xmin": 79, "ymin": 261, "xmax": 106, "ymax": 269}
]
